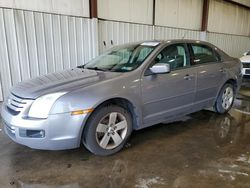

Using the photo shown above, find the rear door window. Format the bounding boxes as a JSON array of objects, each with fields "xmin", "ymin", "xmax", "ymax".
[{"xmin": 191, "ymin": 44, "xmax": 218, "ymax": 65}]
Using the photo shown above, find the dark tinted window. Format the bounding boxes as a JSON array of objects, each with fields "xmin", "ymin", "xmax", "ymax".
[
  {"xmin": 214, "ymin": 50, "xmax": 222, "ymax": 61},
  {"xmin": 191, "ymin": 44, "xmax": 218, "ymax": 64},
  {"xmin": 155, "ymin": 44, "xmax": 189, "ymax": 70}
]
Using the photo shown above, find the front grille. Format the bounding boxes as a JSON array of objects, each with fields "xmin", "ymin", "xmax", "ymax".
[
  {"xmin": 246, "ymin": 69, "xmax": 250, "ymax": 74},
  {"xmin": 242, "ymin": 63, "xmax": 250, "ymax": 68},
  {"xmin": 6, "ymin": 93, "xmax": 33, "ymax": 115}
]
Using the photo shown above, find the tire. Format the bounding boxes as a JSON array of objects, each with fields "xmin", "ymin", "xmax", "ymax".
[
  {"xmin": 214, "ymin": 83, "xmax": 235, "ymax": 114},
  {"xmin": 83, "ymin": 105, "xmax": 132, "ymax": 156}
]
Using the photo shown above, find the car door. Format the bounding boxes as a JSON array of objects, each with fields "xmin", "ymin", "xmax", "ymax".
[
  {"xmin": 141, "ymin": 43, "xmax": 197, "ymax": 126},
  {"xmin": 189, "ymin": 43, "xmax": 226, "ymax": 107}
]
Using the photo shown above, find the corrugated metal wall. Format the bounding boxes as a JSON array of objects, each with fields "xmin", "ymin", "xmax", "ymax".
[
  {"xmin": 155, "ymin": 0, "xmax": 203, "ymax": 30},
  {"xmin": 1, "ymin": 0, "xmax": 250, "ymax": 101},
  {"xmin": 98, "ymin": 19, "xmax": 250, "ymax": 59},
  {"xmin": 98, "ymin": 20, "xmax": 154, "ymax": 52},
  {"xmin": 0, "ymin": 0, "xmax": 90, "ymax": 17},
  {"xmin": 97, "ymin": 0, "xmax": 153, "ymax": 25},
  {"xmin": 207, "ymin": 32, "xmax": 250, "ymax": 58},
  {"xmin": 208, "ymin": 0, "xmax": 250, "ymax": 36},
  {"xmin": 98, "ymin": 20, "xmax": 201, "ymax": 53},
  {"xmin": 0, "ymin": 79, "xmax": 2, "ymax": 101},
  {"xmin": 154, "ymin": 26, "xmax": 200, "ymax": 40},
  {"xmin": 0, "ymin": 8, "xmax": 98, "ymax": 99}
]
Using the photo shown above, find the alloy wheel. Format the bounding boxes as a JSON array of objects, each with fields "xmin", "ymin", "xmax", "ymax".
[
  {"xmin": 222, "ymin": 87, "xmax": 234, "ymax": 110},
  {"xmin": 95, "ymin": 112, "xmax": 128, "ymax": 150}
]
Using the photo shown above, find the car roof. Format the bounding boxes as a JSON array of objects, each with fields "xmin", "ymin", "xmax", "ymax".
[
  {"xmin": 115, "ymin": 39, "xmax": 214, "ymax": 48},
  {"xmin": 138, "ymin": 39, "xmax": 213, "ymax": 46}
]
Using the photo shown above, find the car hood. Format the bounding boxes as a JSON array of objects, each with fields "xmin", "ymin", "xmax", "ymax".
[
  {"xmin": 240, "ymin": 55, "xmax": 250, "ymax": 63},
  {"xmin": 10, "ymin": 68, "xmax": 121, "ymax": 99}
]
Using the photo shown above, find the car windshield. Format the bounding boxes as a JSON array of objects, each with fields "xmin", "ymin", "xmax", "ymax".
[
  {"xmin": 83, "ymin": 44, "xmax": 156, "ymax": 72},
  {"xmin": 247, "ymin": 51, "xmax": 250, "ymax": 55}
]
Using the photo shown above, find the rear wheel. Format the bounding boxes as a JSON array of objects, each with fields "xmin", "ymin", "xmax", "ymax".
[
  {"xmin": 214, "ymin": 83, "xmax": 235, "ymax": 114},
  {"xmin": 83, "ymin": 105, "xmax": 132, "ymax": 156}
]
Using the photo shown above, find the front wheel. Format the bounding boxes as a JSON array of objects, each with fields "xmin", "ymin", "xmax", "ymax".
[
  {"xmin": 83, "ymin": 105, "xmax": 132, "ymax": 156},
  {"xmin": 214, "ymin": 83, "xmax": 235, "ymax": 114}
]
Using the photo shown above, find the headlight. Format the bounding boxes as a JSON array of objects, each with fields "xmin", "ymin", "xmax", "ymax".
[{"xmin": 28, "ymin": 92, "xmax": 67, "ymax": 119}]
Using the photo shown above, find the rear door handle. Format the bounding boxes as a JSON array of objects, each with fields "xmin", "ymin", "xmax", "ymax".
[
  {"xmin": 184, "ymin": 74, "xmax": 194, "ymax": 80},
  {"xmin": 219, "ymin": 68, "xmax": 226, "ymax": 73},
  {"xmin": 194, "ymin": 59, "xmax": 200, "ymax": 63}
]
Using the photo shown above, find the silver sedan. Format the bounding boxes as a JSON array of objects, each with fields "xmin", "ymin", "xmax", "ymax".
[{"xmin": 1, "ymin": 40, "xmax": 242, "ymax": 156}]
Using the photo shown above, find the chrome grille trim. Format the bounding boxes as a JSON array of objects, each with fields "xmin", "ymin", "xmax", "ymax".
[
  {"xmin": 6, "ymin": 93, "xmax": 34, "ymax": 115},
  {"xmin": 7, "ymin": 104, "xmax": 20, "ymax": 112},
  {"xmin": 10, "ymin": 100, "xmax": 24, "ymax": 108},
  {"xmin": 242, "ymin": 63, "xmax": 250, "ymax": 68},
  {"xmin": 9, "ymin": 93, "xmax": 30, "ymax": 104}
]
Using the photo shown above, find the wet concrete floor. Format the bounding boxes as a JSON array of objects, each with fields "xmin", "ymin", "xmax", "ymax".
[{"xmin": 1, "ymin": 89, "xmax": 250, "ymax": 188}]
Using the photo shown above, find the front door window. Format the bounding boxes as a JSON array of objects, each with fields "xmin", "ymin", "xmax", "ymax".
[{"xmin": 155, "ymin": 44, "xmax": 189, "ymax": 70}]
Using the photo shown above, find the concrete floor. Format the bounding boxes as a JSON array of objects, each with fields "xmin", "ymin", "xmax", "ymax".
[{"xmin": 1, "ymin": 88, "xmax": 250, "ymax": 188}]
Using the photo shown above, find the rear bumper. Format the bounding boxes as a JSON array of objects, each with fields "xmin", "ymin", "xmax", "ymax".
[{"xmin": 1, "ymin": 104, "xmax": 87, "ymax": 150}]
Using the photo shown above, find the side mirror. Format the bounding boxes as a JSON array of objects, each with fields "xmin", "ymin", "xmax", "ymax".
[
  {"xmin": 150, "ymin": 63, "xmax": 170, "ymax": 74},
  {"xmin": 243, "ymin": 52, "xmax": 248, "ymax": 56}
]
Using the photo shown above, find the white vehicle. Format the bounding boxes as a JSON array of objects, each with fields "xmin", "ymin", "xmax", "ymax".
[{"xmin": 240, "ymin": 51, "xmax": 250, "ymax": 76}]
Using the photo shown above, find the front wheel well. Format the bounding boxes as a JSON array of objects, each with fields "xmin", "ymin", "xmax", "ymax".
[
  {"xmin": 90, "ymin": 98, "xmax": 139, "ymax": 130},
  {"xmin": 80, "ymin": 97, "xmax": 139, "ymax": 148}
]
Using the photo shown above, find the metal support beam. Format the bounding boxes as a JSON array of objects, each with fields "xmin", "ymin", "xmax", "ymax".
[
  {"xmin": 152, "ymin": 0, "xmax": 156, "ymax": 25},
  {"xmin": 89, "ymin": 0, "xmax": 98, "ymax": 18},
  {"xmin": 201, "ymin": 0, "xmax": 209, "ymax": 31}
]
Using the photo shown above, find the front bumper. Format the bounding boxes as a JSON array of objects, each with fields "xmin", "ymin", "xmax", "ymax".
[{"xmin": 1, "ymin": 104, "xmax": 87, "ymax": 150}]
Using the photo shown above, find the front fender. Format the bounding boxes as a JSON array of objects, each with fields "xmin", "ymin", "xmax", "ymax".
[{"xmin": 49, "ymin": 74, "xmax": 143, "ymax": 126}]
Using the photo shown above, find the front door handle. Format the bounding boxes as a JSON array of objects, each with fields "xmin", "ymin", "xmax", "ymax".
[{"xmin": 184, "ymin": 74, "xmax": 194, "ymax": 80}]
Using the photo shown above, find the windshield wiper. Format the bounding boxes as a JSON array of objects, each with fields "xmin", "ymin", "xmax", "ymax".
[
  {"xmin": 77, "ymin": 64, "xmax": 85, "ymax": 69},
  {"xmin": 86, "ymin": 67, "xmax": 107, "ymax": 71},
  {"xmin": 77, "ymin": 65, "xmax": 106, "ymax": 71}
]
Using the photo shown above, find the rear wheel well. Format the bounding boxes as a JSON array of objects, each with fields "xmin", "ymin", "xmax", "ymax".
[{"xmin": 225, "ymin": 79, "xmax": 237, "ymax": 92}]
